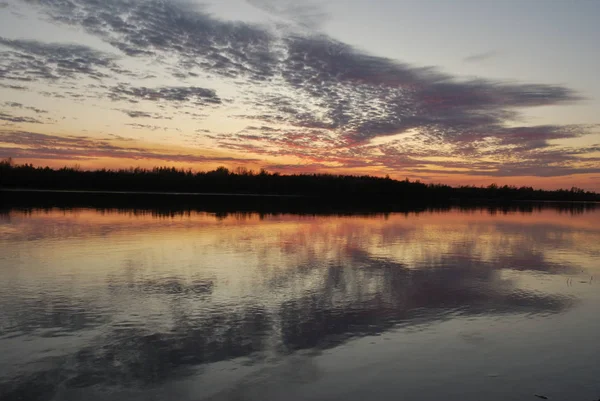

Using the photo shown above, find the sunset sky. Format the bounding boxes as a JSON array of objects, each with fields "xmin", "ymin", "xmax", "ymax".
[{"xmin": 1, "ymin": 0, "xmax": 599, "ymax": 190}]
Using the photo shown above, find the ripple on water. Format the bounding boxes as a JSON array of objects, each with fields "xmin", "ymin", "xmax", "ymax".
[{"xmin": 1, "ymin": 207, "xmax": 600, "ymax": 401}]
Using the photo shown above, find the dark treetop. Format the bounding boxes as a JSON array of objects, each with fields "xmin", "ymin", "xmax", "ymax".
[{"xmin": 1, "ymin": 159, "xmax": 599, "ymax": 206}]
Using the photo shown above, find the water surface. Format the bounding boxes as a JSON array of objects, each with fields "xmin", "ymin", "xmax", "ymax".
[{"xmin": 1, "ymin": 206, "xmax": 599, "ymax": 400}]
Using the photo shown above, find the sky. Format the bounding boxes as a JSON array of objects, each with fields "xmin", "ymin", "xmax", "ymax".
[{"xmin": 0, "ymin": 0, "xmax": 599, "ymax": 190}]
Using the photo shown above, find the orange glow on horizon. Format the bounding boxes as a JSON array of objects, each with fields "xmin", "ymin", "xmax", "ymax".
[
  {"xmin": 6, "ymin": 155, "xmax": 600, "ymax": 192},
  {"xmin": 3, "ymin": 133, "xmax": 599, "ymax": 192}
]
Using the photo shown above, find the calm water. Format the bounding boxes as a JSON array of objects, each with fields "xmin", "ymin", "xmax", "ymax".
[{"xmin": 1, "ymin": 206, "xmax": 599, "ymax": 401}]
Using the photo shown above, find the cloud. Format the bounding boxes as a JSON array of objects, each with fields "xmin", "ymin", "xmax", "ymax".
[
  {"xmin": 0, "ymin": 37, "xmax": 122, "ymax": 82},
  {"xmin": 28, "ymin": 0, "xmax": 277, "ymax": 81},
  {"xmin": 215, "ymin": 122, "xmax": 600, "ymax": 177},
  {"xmin": 463, "ymin": 51, "xmax": 498, "ymax": 63},
  {"xmin": 116, "ymin": 109, "xmax": 171, "ymax": 119},
  {"xmin": 109, "ymin": 85, "xmax": 221, "ymax": 106},
  {"xmin": 2, "ymin": 101, "xmax": 48, "ymax": 114},
  {"xmin": 0, "ymin": 130, "xmax": 259, "ymax": 163},
  {"xmin": 107, "ymin": 134, "xmax": 135, "ymax": 141},
  {"xmin": 0, "ymin": 83, "xmax": 28, "ymax": 90},
  {"xmin": 28, "ymin": 0, "xmax": 581, "ymax": 140},
  {"xmin": 123, "ymin": 111, "xmax": 156, "ymax": 118},
  {"xmin": 268, "ymin": 34, "xmax": 581, "ymax": 144},
  {"xmin": 14, "ymin": 0, "xmax": 600, "ymax": 179},
  {"xmin": 0, "ymin": 112, "xmax": 44, "ymax": 124},
  {"xmin": 126, "ymin": 123, "xmax": 170, "ymax": 131}
]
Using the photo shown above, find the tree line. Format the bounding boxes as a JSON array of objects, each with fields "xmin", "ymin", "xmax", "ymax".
[{"xmin": 1, "ymin": 158, "xmax": 599, "ymax": 203}]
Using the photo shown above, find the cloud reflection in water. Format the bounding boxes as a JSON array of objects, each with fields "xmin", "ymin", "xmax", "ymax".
[{"xmin": 0, "ymin": 205, "xmax": 598, "ymax": 400}]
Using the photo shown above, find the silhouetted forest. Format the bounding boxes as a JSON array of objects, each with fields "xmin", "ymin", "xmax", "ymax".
[{"xmin": 1, "ymin": 158, "xmax": 599, "ymax": 205}]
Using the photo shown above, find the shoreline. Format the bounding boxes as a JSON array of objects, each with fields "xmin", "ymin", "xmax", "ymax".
[
  {"xmin": 0, "ymin": 187, "xmax": 308, "ymax": 198},
  {"xmin": 1, "ymin": 187, "xmax": 599, "ymax": 204},
  {"xmin": 2, "ymin": 188, "xmax": 598, "ymax": 216}
]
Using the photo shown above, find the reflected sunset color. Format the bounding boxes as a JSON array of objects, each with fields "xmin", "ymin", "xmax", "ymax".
[{"xmin": 1, "ymin": 205, "xmax": 599, "ymax": 400}]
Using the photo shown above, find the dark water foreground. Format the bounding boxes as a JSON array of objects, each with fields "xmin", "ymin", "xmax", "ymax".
[{"xmin": 0, "ymin": 201, "xmax": 599, "ymax": 401}]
